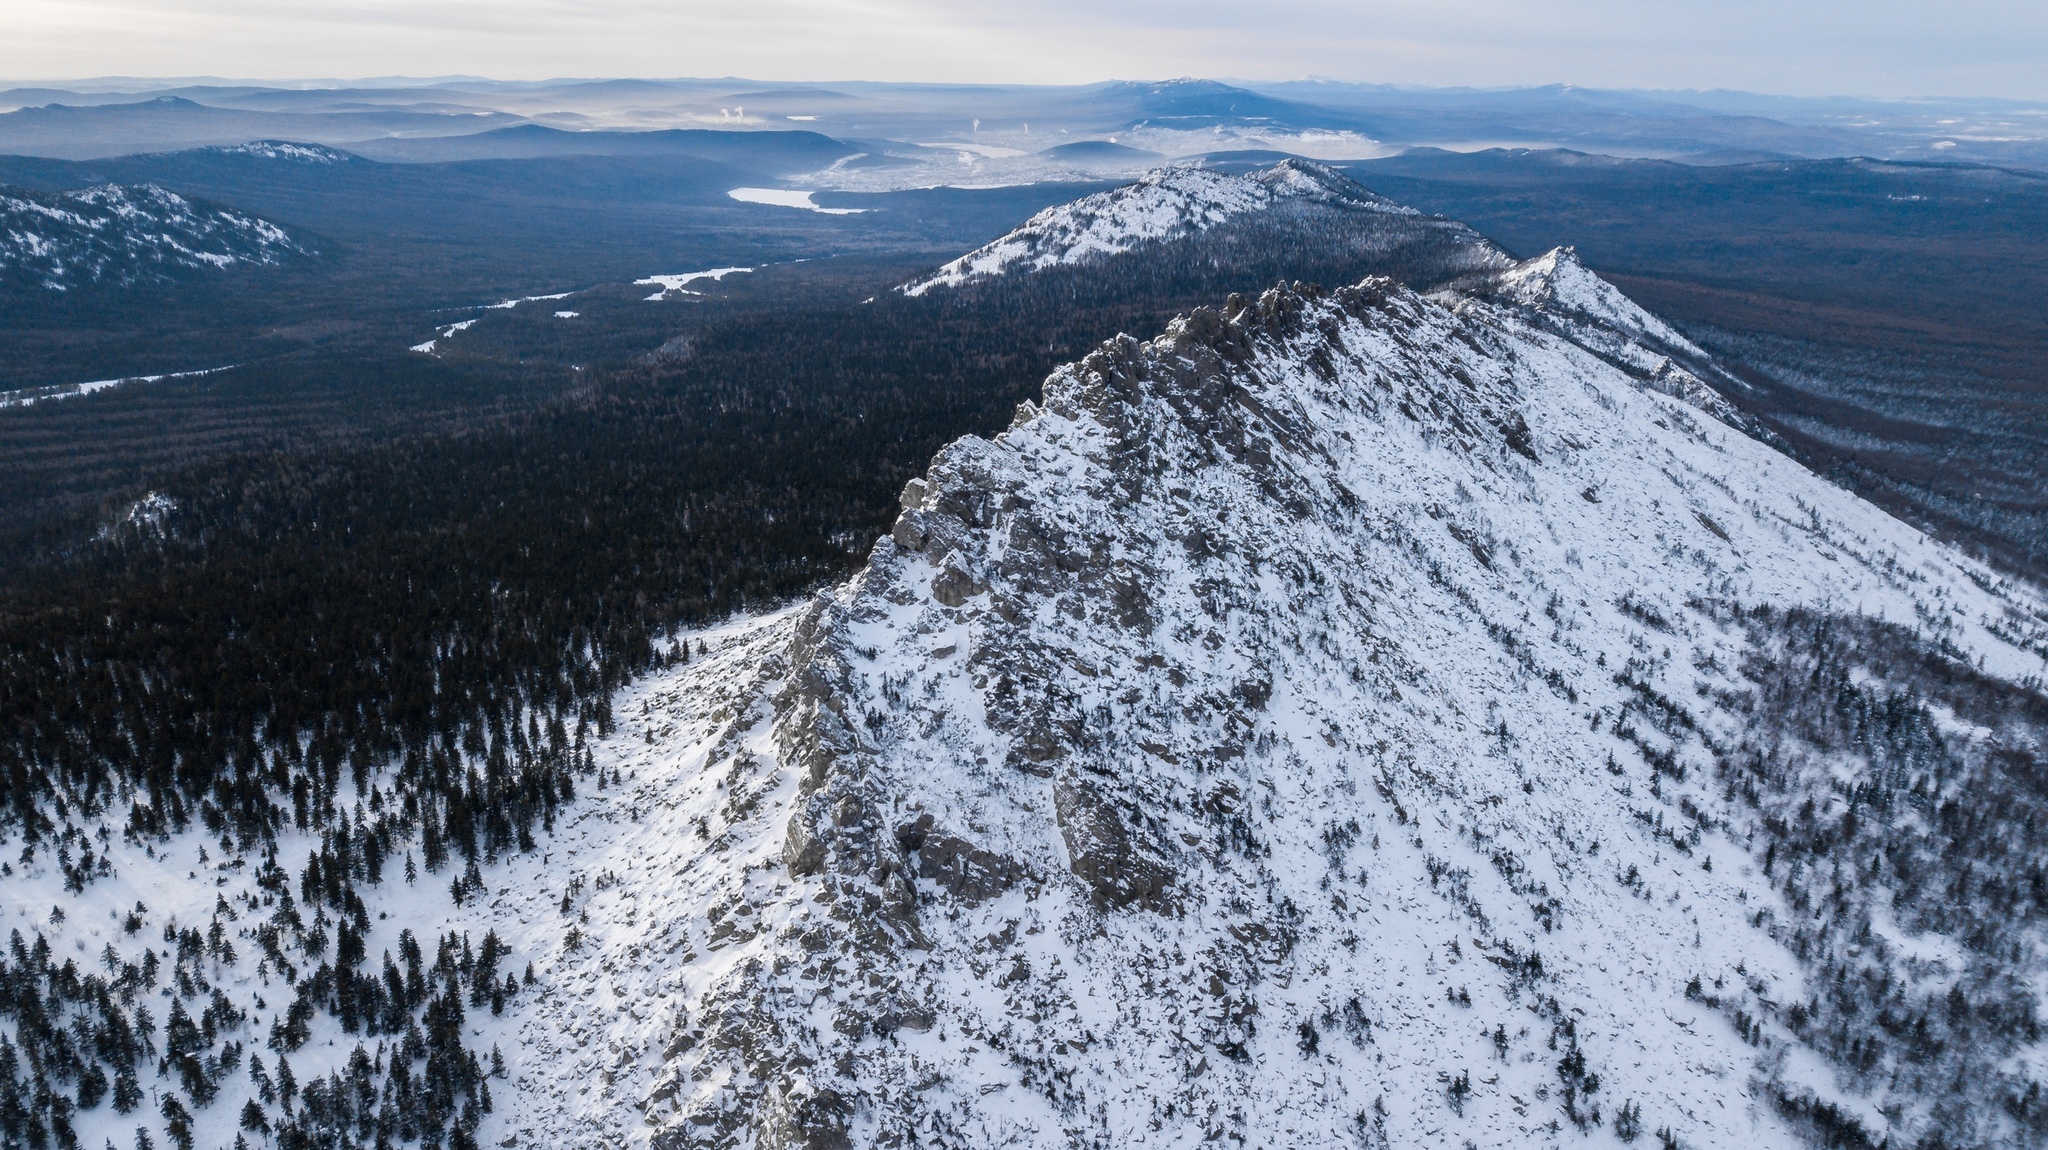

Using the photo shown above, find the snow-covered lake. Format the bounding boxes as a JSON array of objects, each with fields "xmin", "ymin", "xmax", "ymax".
[
  {"xmin": 634, "ymin": 266, "xmax": 755, "ymax": 300},
  {"xmin": 0, "ymin": 364, "xmax": 236, "ymax": 407}
]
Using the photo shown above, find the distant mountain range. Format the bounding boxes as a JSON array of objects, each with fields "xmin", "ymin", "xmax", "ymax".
[{"xmin": 2, "ymin": 77, "xmax": 2043, "ymax": 175}]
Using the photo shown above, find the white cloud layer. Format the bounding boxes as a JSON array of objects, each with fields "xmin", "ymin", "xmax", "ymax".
[{"xmin": 3, "ymin": 0, "xmax": 2043, "ymax": 98}]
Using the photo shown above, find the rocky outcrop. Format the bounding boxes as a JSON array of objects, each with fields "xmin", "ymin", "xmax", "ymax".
[
  {"xmin": 1051, "ymin": 772, "xmax": 1174, "ymax": 910},
  {"xmin": 895, "ymin": 813, "xmax": 1027, "ymax": 902}
]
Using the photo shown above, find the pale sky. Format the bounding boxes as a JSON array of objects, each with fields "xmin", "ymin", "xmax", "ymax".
[{"xmin": 4, "ymin": 0, "xmax": 2044, "ymax": 99}]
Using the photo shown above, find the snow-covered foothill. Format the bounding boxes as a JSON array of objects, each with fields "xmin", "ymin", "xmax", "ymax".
[
  {"xmin": 0, "ymin": 183, "xmax": 309, "ymax": 290},
  {"xmin": 206, "ymin": 142, "xmax": 355, "ymax": 165}
]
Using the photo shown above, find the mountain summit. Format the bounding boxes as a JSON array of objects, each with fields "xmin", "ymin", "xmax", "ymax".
[{"xmin": 900, "ymin": 160, "xmax": 1506, "ymax": 296}]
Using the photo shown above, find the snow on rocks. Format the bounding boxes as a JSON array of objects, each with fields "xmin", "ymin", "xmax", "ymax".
[
  {"xmin": 1456, "ymin": 246, "xmax": 1754, "ymax": 427},
  {"xmin": 473, "ymin": 610, "xmax": 809, "ymax": 1149},
  {"xmin": 1487, "ymin": 245, "xmax": 1699, "ymax": 355},
  {"xmin": 559, "ymin": 269, "xmax": 2045, "ymax": 1148}
]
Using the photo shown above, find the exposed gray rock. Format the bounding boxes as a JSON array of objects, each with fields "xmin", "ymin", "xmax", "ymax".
[{"xmin": 1052, "ymin": 772, "xmax": 1175, "ymax": 910}]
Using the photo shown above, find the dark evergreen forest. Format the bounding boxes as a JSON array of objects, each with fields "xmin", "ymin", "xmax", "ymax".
[{"xmin": 0, "ymin": 211, "xmax": 1473, "ymax": 850}]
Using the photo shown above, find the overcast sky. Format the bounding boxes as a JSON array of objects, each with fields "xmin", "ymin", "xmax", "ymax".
[{"xmin": 5, "ymin": 0, "xmax": 2043, "ymax": 99}]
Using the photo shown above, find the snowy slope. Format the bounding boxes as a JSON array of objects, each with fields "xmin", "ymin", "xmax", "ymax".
[
  {"xmin": 497, "ymin": 260, "xmax": 2044, "ymax": 1149},
  {"xmin": 1456, "ymin": 248, "xmax": 1756, "ymax": 430},
  {"xmin": 0, "ymin": 611, "xmax": 798, "ymax": 1150},
  {"xmin": 1488, "ymin": 245, "xmax": 1699, "ymax": 353},
  {"xmin": 900, "ymin": 160, "xmax": 1495, "ymax": 296},
  {"xmin": 0, "ymin": 182, "xmax": 308, "ymax": 290}
]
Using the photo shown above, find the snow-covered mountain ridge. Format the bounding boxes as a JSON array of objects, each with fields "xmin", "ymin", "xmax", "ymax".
[
  {"xmin": 511, "ymin": 255, "xmax": 2043, "ymax": 1148},
  {"xmin": 0, "ymin": 182, "xmax": 308, "ymax": 290},
  {"xmin": 900, "ymin": 160, "xmax": 1504, "ymax": 296},
  {"xmin": 202, "ymin": 142, "xmax": 355, "ymax": 164},
  {"xmin": 1457, "ymin": 247, "xmax": 1756, "ymax": 432}
]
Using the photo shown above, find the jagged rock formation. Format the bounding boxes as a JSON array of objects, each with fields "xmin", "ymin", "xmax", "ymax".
[
  {"xmin": 900, "ymin": 160, "xmax": 1509, "ymax": 296},
  {"xmin": 524, "ymin": 252, "xmax": 2047, "ymax": 1149},
  {"xmin": 0, "ymin": 182, "xmax": 309, "ymax": 290}
]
